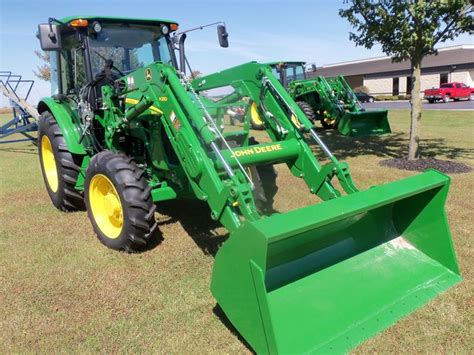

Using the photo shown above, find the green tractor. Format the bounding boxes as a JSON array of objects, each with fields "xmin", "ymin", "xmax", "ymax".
[
  {"xmin": 255, "ymin": 61, "xmax": 391, "ymax": 136},
  {"xmin": 36, "ymin": 16, "xmax": 460, "ymax": 353}
]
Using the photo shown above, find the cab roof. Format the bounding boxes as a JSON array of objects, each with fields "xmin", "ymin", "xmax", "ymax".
[
  {"xmin": 59, "ymin": 16, "xmax": 178, "ymax": 27},
  {"xmin": 265, "ymin": 61, "xmax": 306, "ymax": 66}
]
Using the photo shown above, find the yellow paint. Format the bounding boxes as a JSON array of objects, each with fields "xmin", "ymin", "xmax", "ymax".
[
  {"xmin": 250, "ymin": 102, "xmax": 263, "ymax": 125},
  {"xmin": 149, "ymin": 106, "xmax": 163, "ymax": 114},
  {"xmin": 232, "ymin": 144, "xmax": 282, "ymax": 158},
  {"xmin": 41, "ymin": 135, "xmax": 59, "ymax": 192},
  {"xmin": 290, "ymin": 114, "xmax": 301, "ymax": 128},
  {"xmin": 125, "ymin": 98, "xmax": 163, "ymax": 114},
  {"xmin": 89, "ymin": 174, "xmax": 123, "ymax": 239},
  {"xmin": 125, "ymin": 98, "xmax": 139, "ymax": 105}
]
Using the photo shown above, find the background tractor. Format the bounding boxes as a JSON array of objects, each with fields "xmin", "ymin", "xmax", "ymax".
[
  {"xmin": 260, "ymin": 61, "xmax": 391, "ymax": 136},
  {"xmin": 36, "ymin": 16, "xmax": 460, "ymax": 353}
]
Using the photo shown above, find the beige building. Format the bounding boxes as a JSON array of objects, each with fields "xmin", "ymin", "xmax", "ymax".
[{"xmin": 310, "ymin": 44, "xmax": 474, "ymax": 97}]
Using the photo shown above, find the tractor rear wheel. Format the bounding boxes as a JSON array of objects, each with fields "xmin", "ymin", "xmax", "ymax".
[
  {"xmin": 296, "ymin": 101, "xmax": 316, "ymax": 122},
  {"xmin": 38, "ymin": 111, "xmax": 85, "ymax": 211},
  {"xmin": 84, "ymin": 151, "xmax": 157, "ymax": 252},
  {"xmin": 249, "ymin": 102, "xmax": 265, "ymax": 130}
]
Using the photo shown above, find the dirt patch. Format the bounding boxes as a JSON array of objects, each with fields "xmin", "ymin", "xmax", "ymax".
[
  {"xmin": 0, "ymin": 107, "xmax": 13, "ymax": 114},
  {"xmin": 379, "ymin": 158, "xmax": 472, "ymax": 174}
]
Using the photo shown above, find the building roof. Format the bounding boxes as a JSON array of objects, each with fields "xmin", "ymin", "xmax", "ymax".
[{"xmin": 313, "ymin": 44, "xmax": 474, "ymax": 78}]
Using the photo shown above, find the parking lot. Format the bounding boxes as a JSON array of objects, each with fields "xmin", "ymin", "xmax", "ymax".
[{"xmin": 363, "ymin": 99, "xmax": 474, "ymax": 110}]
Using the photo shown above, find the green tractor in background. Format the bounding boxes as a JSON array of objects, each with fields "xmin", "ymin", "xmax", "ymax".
[
  {"xmin": 36, "ymin": 16, "xmax": 460, "ymax": 354},
  {"xmin": 249, "ymin": 61, "xmax": 391, "ymax": 136}
]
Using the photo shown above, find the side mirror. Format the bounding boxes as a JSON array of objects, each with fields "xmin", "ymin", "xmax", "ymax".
[
  {"xmin": 311, "ymin": 64, "xmax": 317, "ymax": 72},
  {"xmin": 38, "ymin": 23, "xmax": 61, "ymax": 51},
  {"xmin": 217, "ymin": 25, "xmax": 229, "ymax": 48}
]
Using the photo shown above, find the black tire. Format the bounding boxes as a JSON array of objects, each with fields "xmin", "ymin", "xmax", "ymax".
[
  {"xmin": 296, "ymin": 101, "xmax": 316, "ymax": 122},
  {"xmin": 247, "ymin": 138, "xmax": 278, "ymax": 214},
  {"xmin": 84, "ymin": 151, "xmax": 157, "ymax": 252},
  {"xmin": 38, "ymin": 111, "xmax": 85, "ymax": 211},
  {"xmin": 428, "ymin": 99, "xmax": 435, "ymax": 104}
]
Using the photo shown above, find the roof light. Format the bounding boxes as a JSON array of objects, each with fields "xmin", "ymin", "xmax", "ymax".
[
  {"xmin": 69, "ymin": 19, "xmax": 89, "ymax": 28},
  {"xmin": 170, "ymin": 23, "xmax": 179, "ymax": 31}
]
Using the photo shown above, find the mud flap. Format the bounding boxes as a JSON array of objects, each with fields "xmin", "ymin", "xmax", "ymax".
[
  {"xmin": 338, "ymin": 109, "xmax": 391, "ymax": 137},
  {"xmin": 211, "ymin": 169, "xmax": 461, "ymax": 353}
]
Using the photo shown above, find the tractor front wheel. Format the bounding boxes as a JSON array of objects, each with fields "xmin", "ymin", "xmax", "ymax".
[
  {"xmin": 38, "ymin": 112, "xmax": 85, "ymax": 211},
  {"xmin": 84, "ymin": 151, "xmax": 157, "ymax": 252}
]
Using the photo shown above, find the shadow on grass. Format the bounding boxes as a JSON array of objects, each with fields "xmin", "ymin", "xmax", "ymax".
[
  {"xmin": 0, "ymin": 144, "xmax": 37, "ymax": 155},
  {"xmin": 213, "ymin": 304, "xmax": 255, "ymax": 354},
  {"xmin": 139, "ymin": 227, "xmax": 164, "ymax": 252},
  {"xmin": 155, "ymin": 199, "xmax": 229, "ymax": 257},
  {"xmin": 313, "ymin": 128, "xmax": 474, "ymax": 160}
]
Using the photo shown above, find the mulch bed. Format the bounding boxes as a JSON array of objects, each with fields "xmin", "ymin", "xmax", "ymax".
[{"xmin": 379, "ymin": 158, "xmax": 472, "ymax": 174}]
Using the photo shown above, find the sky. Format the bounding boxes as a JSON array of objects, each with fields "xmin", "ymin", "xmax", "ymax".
[{"xmin": 1, "ymin": 0, "xmax": 472, "ymax": 106}]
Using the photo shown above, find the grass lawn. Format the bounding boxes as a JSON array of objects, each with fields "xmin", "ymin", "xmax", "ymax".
[{"xmin": 0, "ymin": 109, "xmax": 473, "ymax": 352}]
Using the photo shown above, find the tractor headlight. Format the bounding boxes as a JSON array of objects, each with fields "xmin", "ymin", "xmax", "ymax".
[{"xmin": 161, "ymin": 25, "xmax": 169, "ymax": 35}]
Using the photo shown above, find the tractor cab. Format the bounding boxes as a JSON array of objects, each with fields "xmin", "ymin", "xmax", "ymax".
[
  {"xmin": 268, "ymin": 61, "xmax": 307, "ymax": 88},
  {"xmin": 37, "ymin": 16, "xmax": 228, "ymax": 110},
  {"xmin": 38, "ymin": 17, "xmax": 181, "ymax": 102}
]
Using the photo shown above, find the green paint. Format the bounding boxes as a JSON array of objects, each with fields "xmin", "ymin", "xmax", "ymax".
[
  {"xmin": 38, "ymin": 17, "xmax": 460, "ymax": 354},
  {"xmin": 38, "ymin": 97, "xmax": 88, "ymax": 155},
  {"xmin": 269, "ymin": 62, "xmax": 392, "ymax": 137},
  {"xmin": 212, "ymin": 170, "xmax": 461, "ymax": 353},
  {"xmin": 151, "ymin": 185, "xmax": 177, "ymax": 202},
  {"xmin": 58, "ymin": 15, "xmax": 178, "ymax": 26}
]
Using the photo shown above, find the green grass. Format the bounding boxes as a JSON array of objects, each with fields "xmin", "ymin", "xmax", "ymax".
[{"xmin": 0, "ymin": 110, "xmax": 473, "ymax": 353}]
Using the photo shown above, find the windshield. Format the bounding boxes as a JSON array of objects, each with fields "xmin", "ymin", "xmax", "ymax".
[
  {"xmin": 285, "ymin": 64, "xmax": 306, "ymax": 83},
  {"xmin": 440, "ymin": 83, "xmax": 453, "ymax": 88},
  {"xmin": 88, "ymin": 23, "xmax": 174, "ymax": 77}
]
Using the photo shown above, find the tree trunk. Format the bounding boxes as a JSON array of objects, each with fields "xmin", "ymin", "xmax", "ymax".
[{"xmin": 408, "ymin": 61, "xmax": 422, "ymax": 160}]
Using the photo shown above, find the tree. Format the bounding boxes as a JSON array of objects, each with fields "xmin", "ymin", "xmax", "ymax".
[
  {"xmin": 33, "ymin": 50, "xmax": 50, "ymax": 81},
  {"xmin": 190, "ymin": 70, "xmax": 202, "ymax": 80},
  {"xmin": 340, "ymin": 0, "xmax": 473, "ymax": 159}
]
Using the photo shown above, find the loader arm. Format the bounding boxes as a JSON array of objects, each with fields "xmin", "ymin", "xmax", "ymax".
[{"xmin": 192, "ymin": 62, "xmax": 358, "ymax": 200}]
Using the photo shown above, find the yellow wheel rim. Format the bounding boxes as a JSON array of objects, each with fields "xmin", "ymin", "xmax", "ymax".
[
  {"xmin": 250, "ymin": 102, "xmax": 263, "ymax": 125},
  {"xmin": 290, "ymin": 114, "xmax": 302, "ymax": 128},
  {"xmin": 41, "ymin": 135, "xmax": 59, "ymax": 192},
  {"xmin": 89, "ymin": 174, "xmax": 123, "ymax": 239}
]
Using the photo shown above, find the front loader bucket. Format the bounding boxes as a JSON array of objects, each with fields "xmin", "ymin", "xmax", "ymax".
[
  {"xmin": 212, "ymin": 170, "xmax": 461, "ymax": 354},
  {"xmin": 338, "ymin": 109, "xmax": 391, "ymax": 136}
]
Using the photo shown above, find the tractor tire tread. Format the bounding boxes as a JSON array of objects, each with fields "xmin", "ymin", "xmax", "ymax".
[
  {"xmin": 296, "ymin": 101, "xmax": 316, "ymax": 122},
  {"xmin": 38, "ymin": 111, "xmax": 85, "ymax": 212},
  {"xmin": 84, "ymin": 150, "xmax": 157, "ymax": 252}
]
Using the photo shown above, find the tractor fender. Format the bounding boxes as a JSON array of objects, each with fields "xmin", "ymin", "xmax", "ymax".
[{"xmin": 37, "ymin": 97, "xmax": 87, "ymax": 155}]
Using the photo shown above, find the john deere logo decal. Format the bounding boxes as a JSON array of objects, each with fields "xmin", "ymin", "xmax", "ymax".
[
  {"xmin": 231, "ymin": 144, "xmax": 282, "ymax": 158},
  {"xmin": 145, "ymin": 68, "xmax": 152, "ymax": 81}
]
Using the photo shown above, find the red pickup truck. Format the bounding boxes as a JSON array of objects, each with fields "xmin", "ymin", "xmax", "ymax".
[{"xmin": 424, "ymin": 82, "xmax": 473, "ymax": 103}]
